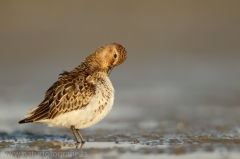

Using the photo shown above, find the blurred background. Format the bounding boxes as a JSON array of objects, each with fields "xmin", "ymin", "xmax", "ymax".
[{"xmin": 0, "ymin": 0, "xmax": 240, "ymax": 134}]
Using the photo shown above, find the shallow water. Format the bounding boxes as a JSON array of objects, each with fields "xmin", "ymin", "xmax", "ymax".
[
  {"xmin": 1, "ymin": 111, "xmax": 240, "ymax": 159},
  {"xmin": 1, "ymin": 129, "xmax": 240, "ymax": 159}
]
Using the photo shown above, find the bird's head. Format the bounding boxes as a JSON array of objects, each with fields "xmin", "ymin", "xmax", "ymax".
[{"xmin": 89, "ymin": 43, "xmax": 127, "ymax": 75}]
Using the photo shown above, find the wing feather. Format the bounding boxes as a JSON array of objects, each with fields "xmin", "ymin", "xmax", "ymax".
[{"xmin": 22, "ymin": 73, "xmax": 95, "ymax": 122}]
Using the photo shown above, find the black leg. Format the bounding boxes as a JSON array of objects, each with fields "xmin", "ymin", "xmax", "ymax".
[{"xmin": 70, "ymin": 126, "xmax": 80, "ymax": 143}]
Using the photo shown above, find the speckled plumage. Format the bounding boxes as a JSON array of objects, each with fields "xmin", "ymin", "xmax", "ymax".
[{"xmin": 19, "ymin": 43, "xmax": 127, "ymax": 144}]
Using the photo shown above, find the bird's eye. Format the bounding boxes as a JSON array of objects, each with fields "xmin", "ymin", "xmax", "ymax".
[{"xmin": 114, "ymin": 54, "xmax": 117, "ymax": 58}]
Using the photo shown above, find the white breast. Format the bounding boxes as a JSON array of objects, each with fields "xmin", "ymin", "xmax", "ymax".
[{"xmin": 43, "ymin": 77, "xmax": 114, "ymax": 129}]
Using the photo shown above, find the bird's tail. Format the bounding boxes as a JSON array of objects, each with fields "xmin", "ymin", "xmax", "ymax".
[{"xmin": 18, "ymin": 119, "xmax": 33, "ymax": 124}]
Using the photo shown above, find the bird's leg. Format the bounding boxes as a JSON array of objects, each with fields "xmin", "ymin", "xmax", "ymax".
[
  {"xmin": 74, "ymin": 129, "xmax": 85, "ymax": 149},
  {"xmin": 76, "ymin": 129, "xmax": 85, "ymax": 143},
  {"xmin": 70, "ymin": 126, "xmax": 80, "ymax": 143}
]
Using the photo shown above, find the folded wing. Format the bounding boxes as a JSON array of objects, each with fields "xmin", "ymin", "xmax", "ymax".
[{"xmin": 19, "ymin": 73, "xmax": 95, "ymax": 123}]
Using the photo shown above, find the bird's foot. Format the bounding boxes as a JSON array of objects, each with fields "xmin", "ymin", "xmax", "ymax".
[{"xmin": 75, "ymin": 141, "xmax": 85, "ymax": 149}]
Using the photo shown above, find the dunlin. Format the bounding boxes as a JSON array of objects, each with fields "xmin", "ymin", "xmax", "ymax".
[{"xmin": 19, "ymin": 43, "xmax": 127, "ymax": 145}]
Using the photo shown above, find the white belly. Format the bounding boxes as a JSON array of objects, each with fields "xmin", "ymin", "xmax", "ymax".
[{"xmin": 40, "ymin": 79, "xmax": 114, "ymax": 129}]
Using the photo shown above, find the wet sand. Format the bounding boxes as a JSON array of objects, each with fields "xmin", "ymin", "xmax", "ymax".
[
  {"xmin": 1, "ymin": 117, "xmax": 240, "ymax": 159},
  {"xmin": 1, "ymin": 133, "xmax": 240, "ymax": 158}
]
